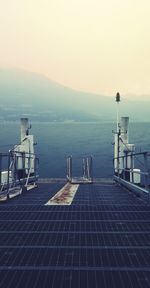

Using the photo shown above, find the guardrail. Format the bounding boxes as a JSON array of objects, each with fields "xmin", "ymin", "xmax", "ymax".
[
  {"xmin": 113, "ymin": 151, "xmax": 150, "ymax": 200},
  {"xmin": 66, "ymin": 155, "xmax": 93, "ymax": 184},
  {"xmin": 0, "ymin": 151, "xmax": 39, "ymax": 200}
]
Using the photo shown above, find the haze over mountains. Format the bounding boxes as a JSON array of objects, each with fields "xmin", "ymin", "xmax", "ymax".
[{"xmin": 0, "ymin": 69, "xmax": 149, "ymax": 122}]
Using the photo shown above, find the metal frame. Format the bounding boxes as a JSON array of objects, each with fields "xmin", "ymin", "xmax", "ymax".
[
  {"xmin": 66, "ymin": 156, "xmax": 93, "ymax": 184},
  {"xmin": 113, "ymin": 151, "xmax": 150, "ymax": 200},
  {"xmin": 0, "ymin": 151, "xmax": 39, "ymax": 200}
]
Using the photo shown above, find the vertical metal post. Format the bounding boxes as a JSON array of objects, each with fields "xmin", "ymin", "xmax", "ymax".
[
  {"xmin": 144, "ymin": 152, "xmax": 149, "ymax": 192},
  {"xmin": 35, "ymin": 157, "xmax": 39, "ymax": 180},
  {"xmin": 130, "ymin": 154, "xmax": 134, "ymax": 183},
  {"xmin": 82, "ymin": 158, "xmax": 86, "ymax": 178},
  {"xmin": 0, "ymin": 154, "xmax": 2, "ymax": 189},
  {"xmin": 33, "ymin": 155, "xmax": 36, "ymax": 177},
  {"xmin": 70, "ymin": 156, "xmax": 72, "ymax": 181},
  {"xmin": 125, "ymin": 152, "xmax": 128, "ymax": 172},
  {"xmin": 90, "ymin": 156, "xmax": 93, "ymax": 182},
  {"xmin": 123, "ymin": 156, "xmax": 125, "ymax": 180},
  {"xmin": 117, "ymin": 129, "xmax": 121, "ymax": 177},
  {"xmin": 67, "ymin": 158, "xmax": 70, "ymax": 179},
  {"xmin": 7, "ymin": 152, "xmax": 11, "ymax": 199},
  {"xmin": 13, "ymin": 152, "xmax": 17, "ymax": 186},
  {"xmin": 66, "ymin": 158, "xmax": 69, "ymax": 180},
  {"xmin": 86, "ymin": 157, "xmax": 90, "ymax": 179},
  {"xmin": 23, "ymin": 152, "xmax": 25, "ymax": 178},
  {"xmin": 35, "ymin": 155, "xmax": 37, "ymax": 177},
  {"xmin": 116, "ymin": 92, "xmax": 121, "ymax": 133},
  {"xmin": 67, "ymin": 156, "xmax": 72, "ymax": 182},
  {"xmin": 116, "ymin": 93, "xmax": 121, "ymax": 177}
]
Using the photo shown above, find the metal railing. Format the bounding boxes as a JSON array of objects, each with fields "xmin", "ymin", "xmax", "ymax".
[
  {"xmin": 66, "ymin": 156, "xmax": 93, "ymax": 184},
  {"xmin": 113, "ymin": 151, "xmax": 150, "ymax": 199},
  {"xmin": 0, "ymin": 151, "xmax": 39, "ymax": 200}
]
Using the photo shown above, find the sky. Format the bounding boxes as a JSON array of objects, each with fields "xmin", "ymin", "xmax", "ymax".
[{"xmin": 0, "ymin": 0, "xmax": 150, "ymax": 99}]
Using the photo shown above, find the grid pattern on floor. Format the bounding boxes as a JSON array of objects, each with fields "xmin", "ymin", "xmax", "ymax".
[{"xmin": 0, "ymin": 182, "xmax": 150, "ymax": 288}]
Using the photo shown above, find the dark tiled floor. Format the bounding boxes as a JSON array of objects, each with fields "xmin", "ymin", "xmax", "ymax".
[{"xmin": 0, "ymin": 182, "xmax": 150, "ymax": 287}]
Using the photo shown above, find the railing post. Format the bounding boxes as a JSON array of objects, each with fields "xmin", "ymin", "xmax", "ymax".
[
  {"xmin": 67, "ymin": 156, "xmax": 72, "ymax": 182},
  {"xmin": 86, "ymin": 157, "xmax": 90, "ymax": 179},
  {"xmin": 123, "ymin": 156, "xmax": 125, "ymax": 179},
  {"xmin": 117, "ymin": 131, "xmax": 120, "ymax": 177},
  {"xmin": 82, "ymin": 158, "xmax": 86, "ymax": 178},
  {"xmin": 90, "ymin": 156, "xmax": 93, "ymax": 182},
  {"xmin": 130, "ymin": 153, "xmax": 134, "ymax": 183},
  {"xmin": 124, "ymin": 151, "xmax": 128, "ymax": 181},
  {"xmin": 13, "ymin": 152, "xmax": 17, "ymax": 187},
  {"xmin": 7, "ymin": 152, "xmax": 11, "ymax": 199},
  {"xmin": 144, "ymin": 152, "xmax": 149, "ymax": 191},
  {"xmin": 0, "ymin": 154, "xmax": 2, "ymax": 189}
]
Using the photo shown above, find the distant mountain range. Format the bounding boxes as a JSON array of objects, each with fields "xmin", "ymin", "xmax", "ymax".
[{"xmin": 0, "ymin": 68, "xmax": 149, "ymax": 122}]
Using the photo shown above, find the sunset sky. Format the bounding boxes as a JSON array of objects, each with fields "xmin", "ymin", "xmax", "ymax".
[{"xmin": 0, "ymin": 0, "xmax": 150, "ymax": 98}]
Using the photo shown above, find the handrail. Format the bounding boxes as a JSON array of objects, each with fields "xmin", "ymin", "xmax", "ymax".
[
  {"xmin": 0, "ymin": 151, "xmax": 39, "ymax": 200},
  {"xmin": 113, "ymin": 150, "xmax": 150, "ymax": 192}
]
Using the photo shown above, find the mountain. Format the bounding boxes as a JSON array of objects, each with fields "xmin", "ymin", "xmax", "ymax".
[{"xmin": 0, "ymin": 68, "xmax": 149, "ymax": 122}]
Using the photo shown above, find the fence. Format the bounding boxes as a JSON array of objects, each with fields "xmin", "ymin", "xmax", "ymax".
[{"xmin": 0, "ymin": 150, "xmax": 39, "ymax": 200}]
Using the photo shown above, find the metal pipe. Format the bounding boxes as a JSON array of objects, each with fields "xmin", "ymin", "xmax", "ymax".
[
  {"xmin": 0, "ymin": 154, "xmax": 2, "ymax": 188},
  {"xmin": 144, "ymin": 152, "xmax": 149, "ymax": 190}
]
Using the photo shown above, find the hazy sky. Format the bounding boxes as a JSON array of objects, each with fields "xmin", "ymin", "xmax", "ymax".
[{"xmin": 0, "ymin": 0, "xmax": 150, "ymax": 98}]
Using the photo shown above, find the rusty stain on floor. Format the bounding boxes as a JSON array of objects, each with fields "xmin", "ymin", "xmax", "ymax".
[{"xmin": 45, "ymin": 183, "xmax": 79, "ymax": 205}]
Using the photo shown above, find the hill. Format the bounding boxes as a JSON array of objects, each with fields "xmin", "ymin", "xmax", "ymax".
[{"xmin": 0, "ymin": 68, "xmax": 149, "ymax": 122}]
